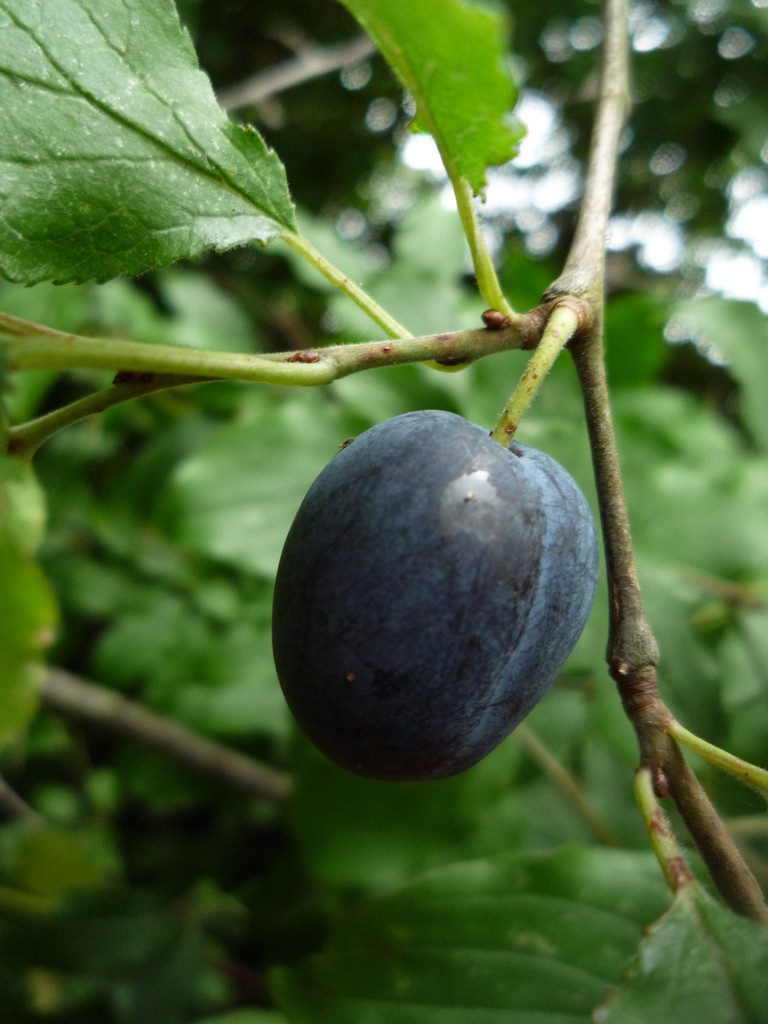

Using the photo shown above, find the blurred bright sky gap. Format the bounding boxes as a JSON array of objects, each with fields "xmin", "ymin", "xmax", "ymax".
[
  {"xmin": 399, "ymin": 88, "xmax": 768, "ymax": 312},
  {"xmin": 385, "ymin": 0, "xmax": 768, "ymax": 313}
]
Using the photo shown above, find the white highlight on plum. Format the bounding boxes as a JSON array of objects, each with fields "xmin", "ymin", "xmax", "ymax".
[{"xmin": 441, "ymin": 469, "xmax": 501, "ymax": 540}]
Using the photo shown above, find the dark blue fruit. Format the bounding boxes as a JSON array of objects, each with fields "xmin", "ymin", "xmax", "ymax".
[{"xmin": 272, "ymin": 410, "xmax": 598, "ymax": 781}]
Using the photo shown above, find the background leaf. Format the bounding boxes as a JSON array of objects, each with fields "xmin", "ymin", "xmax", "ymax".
[
  {"xmin": 272, "ymin": 846, "xmax": 671, "ymax": 1023},
  {"xmin": 2, "ymin": 1, "xmax": 768, "ymax": 1020},
  {"xmin": 0, "ymin": 885, "xmax": 222, "ymax": 1024},
  {"xmin": 192, "ymin": 1014, "xmax": 289, "ymax": 1024},
  {"xmin": 600, "ymin": 885, "xmax": 768, "ymax": 1023},
  {"xmin": 0, "ymin": 0, "xmax": 295, "ymax": 285},
  {"xmin": 157, "ymin": 390, "xmax": 363, "ymax": 578},
  {"xmin": 670, "ymin": 298, "xmax": 768, "ymax": 450},
  {"xmin": 339, "ymin": 0, "xmax": 524, "ymax": 192},
  {"xmin": 0, "ymin": 456, "xmax": 56, "ymax": 748}
]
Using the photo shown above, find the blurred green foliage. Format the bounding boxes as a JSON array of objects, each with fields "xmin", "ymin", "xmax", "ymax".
[{"xmin": 1, "ymin": 0, "xmax": 767, "ymax": 1021}]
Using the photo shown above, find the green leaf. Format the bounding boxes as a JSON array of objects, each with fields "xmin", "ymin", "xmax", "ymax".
[
  {"xmin": 671, "ymin": 298, "xmax": 768, "ymax": 450},
  {"xmin": 0, "ymin": 456, "xmax": 47, "ymax": 556},
  {"xmin": 157, "ymin": 391, "xmax": 360, "ymax": 578},
  {"xmin": 615, "ymin": 388, "xmax": 768, "ymax": 577},
  {"xmin": 339, "ymin": 0, "xmax": 524, "ymax": 193},
  {"xmin": 7, "ymin": 824, "xmax": 119, "ymax": 898},
  {"xmin": 0, "ymin": 456, "xmax": 56, "ymax": 748},
  {"xmin": 273, "ymin": 846, "xmax": 671, "ymax": 1023},
  {"xmin": 290, "ymin": 737, "xmax": 524, "ymax": 889},
  {"xmin": 599, "ymin": 885, "xmax": 768, "ymax": 1023},
  {"xmin": 0, "ymin": 0, "xmax": 295, "ymax": 285},
  {"xmin": 604, "ymin": 292, "xmax": 670, "ymax": 389},
  {"xmin": 0, "ymin": 538, "xmax": 52, "ymax": 745},
  {"xmin": 192, "ymin": 1014, "xmax": 288, "ymax": 1024},
  {"xmin": 0, "ymin": 888, "xmax": 219, "ymax": 1024}
]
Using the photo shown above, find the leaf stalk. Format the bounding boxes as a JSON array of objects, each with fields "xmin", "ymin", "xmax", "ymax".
[
  {"xmin": 634, "ymin": 766, "xmax": 696, "ymax": 896},
  {"xmin": 451, "ymin": 175, "xmax": 518, "ymax": 321},
  {"xmin": 668, "ymin": 719, "xmax": 768, "ymax": 800},
  {"xmin": 280, "ymin": 230, "xmax": 412, "ymax": 339}
]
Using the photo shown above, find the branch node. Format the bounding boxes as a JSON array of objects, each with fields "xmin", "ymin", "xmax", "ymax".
[
  {"xmin": 652, "ymin": 765, "xmax": 670, "ymax": 799},
  {"xmin": 615, "ymin": 666, "xmax": 665, "ymax": 725},
  {"xmin": 286, "ymin": 349, "xmax": 321, "ymax": 363},
  {"xmin": 481, "ymin": 309, "xmax": 512, "ymax": 331},
  {"xmin": 520, "ymin": 303, "xmax": 551, "ymax": 349},
  {"xmin": 553, "ymin": 295, "xmax": 595, "ymax": 340}
]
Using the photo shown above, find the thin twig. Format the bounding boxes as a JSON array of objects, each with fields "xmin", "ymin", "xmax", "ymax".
[
  {"xmin": 3, "ymin": 308, "xmax": 545, "ymax": 457},
  {"xmin": 217, "ymin": 35, "xmax": 376, "ymax": 111},
  {"xmin": 547, "ymin": 0, "xmax": 629, "ymax": 301},
  {"xmin": 516, "ymin": 724, "xmax": 620, "ymax": 846},
  {"xmin": 40, "ymin": 668, "xmax": 291, "ymax": 805},
  {"xmin": 571, "ymin": 344, "xmax": 660, "ymax": 681},
  {"xmin": 683, "ymin": 570, "xmax": 767, "ymax": 610},
  {"xmin": 6, "ymin": 374, "xmax": 208, "ymax": 459},
  {"xmin": 562, "ymin": 0, "xmax": 659, "ymax": 688},
  {"xmin": 665, "ymin": 741, "xmax": 768, "ymax": 921},
  {"xmin": 574, "ymin": 339, "xmax": 768, "ymax": 920},
  {"xmin": 0, "ymin": 774, "xmax": 42, "ymax": 824},
  {"xmin": 0, "ymin": 311, "xmax": 535, "ymax": 382},
  {"xmin": 560, "ymin": 0, "xmax": 768, "ymax": 921}
]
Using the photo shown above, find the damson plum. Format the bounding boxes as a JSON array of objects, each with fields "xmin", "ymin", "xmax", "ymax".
[{"xmin": 272, "ymin": 410, "xmax": 598, "ymax": 781}]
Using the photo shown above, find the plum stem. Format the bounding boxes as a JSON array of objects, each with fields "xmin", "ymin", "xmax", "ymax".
[{"xmin": 489, "ymin": 300, "xmax": 584, "ymax": 445}]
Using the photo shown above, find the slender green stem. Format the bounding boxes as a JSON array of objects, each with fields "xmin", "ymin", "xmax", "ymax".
[
  {"xmin": 665, "ymin": 733, "xmax": 768, "ymax": 920},
  {"xmin": 3, "ymin": 310, "xmax": 538, "ymax": 456},
  {"xmin": 280, "ymin": 230, "xmax": 412, "ymax": 339},
  {"xmin": 3, "ymin": 330, "xmax": 334, "ymax": 385},
  {"xmin": 6, "ymin": 376, "xmax": 199, "ymax": 459},
  {"xmin": 634, "ymin": 766, "xmax": 696, "ymax": 896},
  {"xmin": 451, "ymin": 176, "xmax": 518, "ymax": 321},
  {"xmin": 668, "ymin": 719, "xmax": 768, "ymax": 800},
  {"xmin": 490, "ymin": 302, "xmax": 581, "ymax": 444},
  {"xmin": 1, "ymin": 312, "xmax": 529, "ymax": 380}
]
